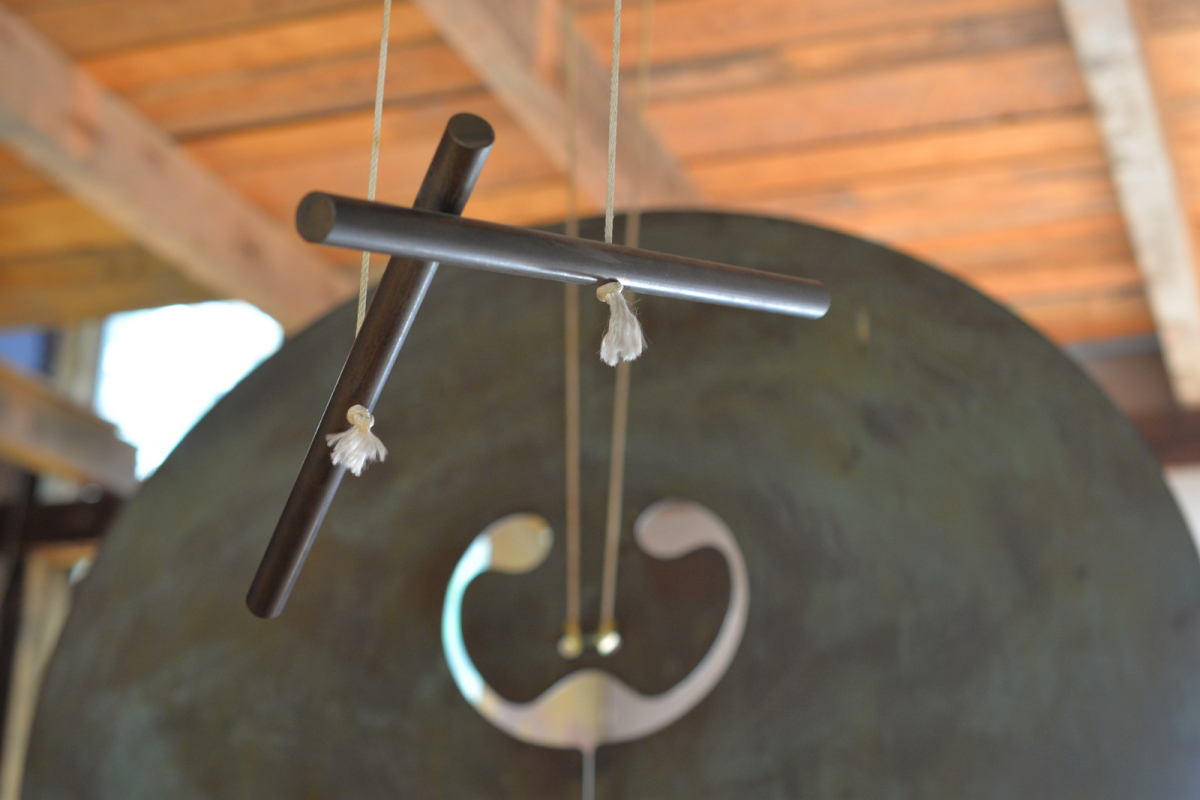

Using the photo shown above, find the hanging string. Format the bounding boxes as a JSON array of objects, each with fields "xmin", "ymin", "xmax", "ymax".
[
  {"xmin": 582, "ymin": 748, "xmax": 596, "ymax": 800},
  {"xmin": 596, "ymin": 0, "xmax": 645, "ymax": 366},
  {"xmin": 358, "ymin": 0, "xmax": 393, "ymax": 333},
  {"xmin": 561, "ymin": 0, "xmax": 651, "ymax": 658},
  {"xmin": 559, "ymin": 0, "xmax": 585, "ymax": 660},
  {"xmin": 328, "ymin": 0, "xmax": 392, "ymax": 476},
  {"xmin": 595, "ymin": 351, "xmax": 630, "ymax": 654},
  {"xmin": 596, "ymin": 0, "xmax": 654, "ymax": 656},
  {"xmin": 601, "ymin": 0, "xmax": 621, "ymax": 250},
  {"xmin": 624, "ymin": 0, "xmax": 653, "ymax": 252}
]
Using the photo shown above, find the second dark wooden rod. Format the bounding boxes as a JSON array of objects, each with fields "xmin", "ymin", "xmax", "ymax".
[{"xmin": 246, "ymin": 113, "xmax": 495, "ymax": 618}]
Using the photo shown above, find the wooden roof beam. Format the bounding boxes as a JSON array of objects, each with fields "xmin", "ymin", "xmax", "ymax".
[
  {"xmin": 410, "ymin": 0, "xmax": 698, "ymax": 208},
  {"xmin": 0, "ymin": 5, "xmax": 353, "ymax": 332},
  {"xmin": 0, "ymin": 360, "xmax": 136, "ymax": 498},
  {"xmin": 1059, "ymin": 0, "xmax": 1200, "ymax": 405}
]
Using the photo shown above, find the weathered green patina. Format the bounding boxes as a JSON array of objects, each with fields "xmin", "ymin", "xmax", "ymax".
[{"xmin": 26, "ymin": 212, "xmax": 1200, "ymax": 798}]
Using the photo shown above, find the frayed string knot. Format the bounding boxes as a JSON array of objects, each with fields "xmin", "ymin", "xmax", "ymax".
[
  {"xmin": 326, "ymin": 404, "xmax": 388, "ymax": 476},
  {"xmin": 596, "ymin": 281, "xmax": 645, "ymax": 366}
]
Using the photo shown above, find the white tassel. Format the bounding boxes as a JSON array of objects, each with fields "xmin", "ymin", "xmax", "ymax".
[
  {"xmin": 326, "ymin": 404, "xmax": 388, "ymax": 476},
  {"xmin": 596, "ymin": 282, "xmax": 645, "ymax": 366}
]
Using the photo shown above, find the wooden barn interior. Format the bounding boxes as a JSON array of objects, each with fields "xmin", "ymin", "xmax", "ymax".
[{"xmin": 4, "ymin": 0, "xmax": 1200, "ymax": 795}]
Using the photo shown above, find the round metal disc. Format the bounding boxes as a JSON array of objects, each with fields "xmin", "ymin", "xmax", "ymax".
[{"xmin": 26, "ymin": 212, "xmax": 1200, "ymax": 798}]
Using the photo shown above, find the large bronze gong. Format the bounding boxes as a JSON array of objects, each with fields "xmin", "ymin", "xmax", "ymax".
[{"xmin": 26, "ymin": 212, "xmax": 1200, "ymax": 798}]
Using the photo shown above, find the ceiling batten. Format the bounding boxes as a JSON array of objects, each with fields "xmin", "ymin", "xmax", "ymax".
[
  {"xmin": 1059, "ymin": 0, "xmax": 1200, "ymax": 404},
  {"xmin": 411, "ymin": 0, "xmax": 698, "ymax": 208},
  {"xmin": 0, "ymin": 4, "xmax": 353, "ymax": 332}
]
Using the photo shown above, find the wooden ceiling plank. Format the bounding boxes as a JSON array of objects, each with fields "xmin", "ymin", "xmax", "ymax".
[
  {"xmin": 410, "ymin": 0, "xmax": 698, "ymax": 207},
  {"xmin": 0, "ymin": 195, "xmax": 128, "ymax": 261},
  {"xmin": 184, "ymin": 91, "xmax": 502, "ymax": 171},
  {"xmin": 1139, "ymin": 0, "xmax": 1200, "ymax": 32},
  {"xmin": 91, "ymin": 41, "xmax": 480, "ymax": 139},
  {"xmin": 900, "ymin": 212, "xmax": 1132, "ymax": 269},
  {"xmin": 1059, "ymin": 0, "xmax": 1200, "ymax": 403},
  {"xmin": 960, "ymin": 258, "xmax": 1143, "ymax": 299},
  {"xmin": 1016, "ymin": 286, "xmax": 1155, "ymax": 344},
  {"xmin": 204, "ymin": 99, "xmax": 572, "ymax": 226},
  {"xmin": 577, "ymin": 0, "xmax": 1057, "ymax": 68},
  {"xmin": 738, "ymin": 149, "xmax": 1119, "ymax": 241},
  {"xmin": 0, "ymin": 359, "xmax": 137, "ymax": 497},
  {"xmin": 648, "ymin": 45, "xmax": 1089, "ymax": 159},
  {"xmin": 0, "ymin": 245, "xmax": 214, "ymax": 328},
  {"xmin": 217, "ymin": 137, "xmax": 561, "ymax": 224},
  {"xmin": 236, "ymin": 166, "xmax": 595, "ymax": 231},
  {"xmin": 0, "ymin": 5, "xmax": 352, "ymax": 332},
  {"xmin": 919, "ymin": 231, "xmax": 1133, "ymax": 276},
  {"xmin": 0, "ymin": 150, "xmax": 55, "ymax": 201},
  {"xmin": 81, "ymin": 4, "xmax": 438, "ymax": 93},
  {"xmin": 775, "ymin": 6, "xmax": 1066, "ymax": 78},
  {"xmin": 185, "ymin": 95, "xmax": 571, "ymax": 201},
  {"xmin": 689, "ymin": 112, "xmax": 1102, "ymax": 198},
  {"xmin": 1145, "ymin": 26, "xmax": 1200, "ymax": 99},
  {"xmin": 7, "ymin": 0, "xmax": 371, "ymax": 58},
  {"xmin": 641, "ymin": 5, "xmax": 1068, "ymax": 102},
  {"xmin": 465, "ymin": 175, "xmax": 596, "ymax": 225}
]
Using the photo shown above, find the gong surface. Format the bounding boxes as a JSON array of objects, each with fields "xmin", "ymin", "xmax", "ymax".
[{"xmin": 26, "ymin": 212, "xmax": 1200, "ymax": 799}]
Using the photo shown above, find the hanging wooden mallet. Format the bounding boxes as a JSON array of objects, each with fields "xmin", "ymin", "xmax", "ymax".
[
  {"xmin": 248, "ymin": 113, "xmax": 831, "ymax": 619},
  {"xmin": 246, "ymin": 113, "xmax": 494, "ymax": 619}
]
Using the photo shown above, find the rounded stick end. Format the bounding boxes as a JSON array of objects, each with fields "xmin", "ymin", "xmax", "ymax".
[
  {"xmin": 296, "ymin": 192, "xmax": 338, "ymax": 243},
  {"xmin": 447, "ymin": 113, "xmax": 495, "ymax": 151}
]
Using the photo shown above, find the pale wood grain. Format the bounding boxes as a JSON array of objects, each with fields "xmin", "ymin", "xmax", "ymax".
[
  {"xmin": 0, "ymin": 360, "xmax": 137, "ymax": 496},
  {"xmin": 0, "ymin": 5, "xmax": 353, "ymax": 331}
]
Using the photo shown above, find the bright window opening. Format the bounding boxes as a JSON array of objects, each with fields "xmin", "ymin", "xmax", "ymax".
[{"xmin": 97, "ymin": 301, "xmax": 283, "ymax": 479}]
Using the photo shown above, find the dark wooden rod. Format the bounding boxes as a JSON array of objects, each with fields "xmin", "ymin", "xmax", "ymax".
[
  {"xmin": 296, "ymin": 196, "xmax": 830, "ymax": 319},
  {"xmin": 246, "ymin": 113, "xmax": 495, "ymax": 618}
]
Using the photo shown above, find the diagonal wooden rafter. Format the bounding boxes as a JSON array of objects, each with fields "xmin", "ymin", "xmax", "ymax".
[
  {"xmin": 0, "ymin": 4, "xmax": 353, "ymax": 332},
  {"xmin": 1058, "ymin": 0, "xmax": 1200, "ymax": 405},
  {"xmin": 410, "ymin": 0, "xmax": 698, "ymax": 208},
  {"xmin": 0, "ymin": 359, "xmax": 136, "ymax": 497}
]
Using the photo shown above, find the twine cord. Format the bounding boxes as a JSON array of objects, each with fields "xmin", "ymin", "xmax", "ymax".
[
  {"xmin": 357, "ymin": 0, "xmax": 393, "ymax": 334},
  {"xmin": 559, "ymin": 0, "xmax": 585, "ymax": 659},
  {"xmin": 596, "ymin": 0, "xmax": 654, "ymax": 654},
  {"xmin": 329, "ymin": 0, "xmax": 392, "ymax": 477}
]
